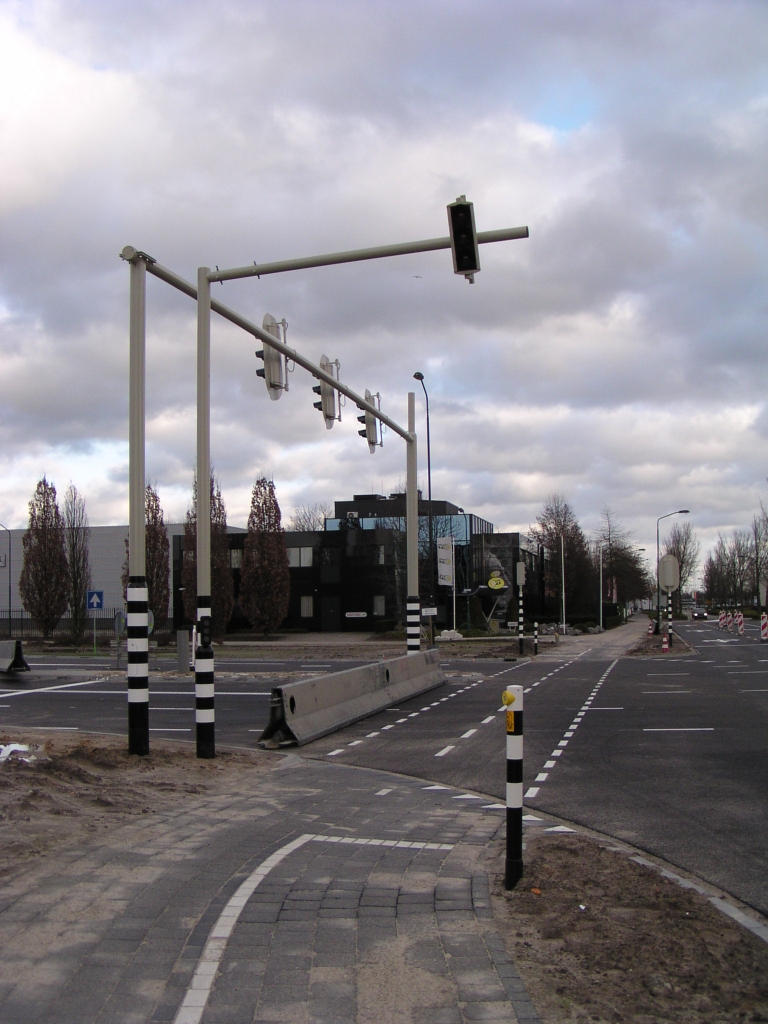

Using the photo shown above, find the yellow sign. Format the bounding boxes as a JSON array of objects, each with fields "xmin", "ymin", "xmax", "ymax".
[
  {"xmin": 490, "ymin": 570, "xmax": 502, "ymax": 578},
  {"xmin": 506, "ymin": 710, "xmax": 515, "ymax": 733},
  {"xmin": 488, "ymin": 577, "xmax": 505, "ymax": 590}
]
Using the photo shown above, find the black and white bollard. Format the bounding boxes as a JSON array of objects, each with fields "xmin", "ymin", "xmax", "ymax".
[
  {"xmin": 195, "ymin": 597, "xmax": 215, "ymax": 759},
  {"xmin": 502, "ymin": 684, "xmax": 524, "ymax": 888},
  {"xmin": 518, "ymin": 586, "xmax": 524, "ymax": 656},
  {"xmin": 406, "ymin": 595, "xmax": 421, "ymax": 653},
  {"xmin": 126, "ymin": 578, "xmax": 149, "ymax": 755},
  {"xmin": 534, "ymin": 621, "xmax": 538, "ymax": 656}
]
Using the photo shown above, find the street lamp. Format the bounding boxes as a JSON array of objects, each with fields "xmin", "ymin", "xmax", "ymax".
[
  {"xmin": 413, "ymin": 372, "xmax": 434, "ymax": 639},
  {"xmin": 656, "ymin": 510, "xmax": 689, "ymax": 632},
  {"xmin": 0, "ymin": 524, "xmax": 10, "ymax": 638}
]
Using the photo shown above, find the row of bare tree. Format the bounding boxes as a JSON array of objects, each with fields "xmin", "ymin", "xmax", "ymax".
[
  {"xmin": 703, "ymin": 508, "xmax": 768, "ymax": 608},
  {"xmin": 17, "ymin": 474, "xmax": 291, "ymax": 641}
]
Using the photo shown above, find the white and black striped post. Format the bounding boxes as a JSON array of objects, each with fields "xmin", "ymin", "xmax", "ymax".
[
  {"xmin": 196, "ymin": 268, "xmax": 215, "ymax": 758},
  {"xmin": 405, "ymin": 392, "xmax": 420, "ymax": 654},
  {"xmin": 502, "ymin": 684, "xmax": 524, "ymax": 889},
  {"xmin": 518, "ymin": 586, "xmax": 524, "ymax": 656},
  {"xmin": 668, "ymin": 592, "xmax": 673, "ymax": 648},
  {"xmin": 195, "ymin": 598, "xmax": 215, "ymax": 758},
  {"xmin": 534, "ymin": 621, "xmax": 538, "ymax": 656},
  {"xmin": 127, "ymin": 250, "xmax": 149, "ymax": 755},
  {"xmin": 127, "ymin": 582, "xmax": 149, "ymax": 754},
  {"xmin": 406, "ymin": 597, "xmax": 421, "ymax": 653}
]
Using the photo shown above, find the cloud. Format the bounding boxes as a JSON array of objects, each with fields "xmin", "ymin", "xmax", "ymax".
[{"xmin": 0, "ymin": 0, "xmax": 766, "ymax": 575}]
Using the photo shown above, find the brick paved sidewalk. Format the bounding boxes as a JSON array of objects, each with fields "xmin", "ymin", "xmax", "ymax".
[{"xmin": 0, "ymin": 758, "xmax": 541, "ymax": 1023}]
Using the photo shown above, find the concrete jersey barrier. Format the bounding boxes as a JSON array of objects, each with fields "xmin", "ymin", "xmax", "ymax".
[
  {"xmin": 0, "ymin": 640, "xmax": 30, "ymax": 674},
  {"xmin": 258, "ymin": 648, "xmax": 445, "ymax": 746}
]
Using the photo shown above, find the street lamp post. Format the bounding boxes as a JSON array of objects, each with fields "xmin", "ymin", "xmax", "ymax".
[
  {"xmin": 656, "ymin": 510, "xmax": 689, "ymax": 633},
  {"xmin": 414, "ymin": 372, "xmax": 434, "ymax": 643},
  {"xmin": 561, "ymin": 534, "xmax": 566, "ymax": 633},
  {"xmin": 0, "ymin": 524, "xmax": 10, "ymax": 638}
]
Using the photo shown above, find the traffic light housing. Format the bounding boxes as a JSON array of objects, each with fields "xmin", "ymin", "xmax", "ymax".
[
  {"xmin": 448, "ymin": 195, "xmax": 480, "ymax": 282},
  {"xmin": 312, "ymin": 355, "xmax": 339, "ymax": 429},
  {"xmin": 255, "ymin": 314, "xmax": 286, "ymax": 400},
  {"xmin": 357, "ymin": 389, "xmax": 381, "ymax": 454},
  {"xmin": 198, "ymin": 615, "xmax": 212, "ymax": 648}
]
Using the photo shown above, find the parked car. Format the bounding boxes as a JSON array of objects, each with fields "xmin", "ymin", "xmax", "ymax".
[{"xmin": 692, "ymin": 607, "xmax": 708, "ymax": 619}]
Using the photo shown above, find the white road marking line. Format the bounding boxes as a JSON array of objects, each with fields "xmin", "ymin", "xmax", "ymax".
[
  {"xmin": 396, "ymin": 718, "xmax": 408, "ymax": 723},
  {"xmin": 347, "ymin": 740, "xmax": 363, "ymax": 746},
  {"xmin": 422, "ymin": 784, "xmax": 450, "ymax": 790},
  {"xmin": 544, "ymin": 760, "xmax": 556, "ymax": 768},
  {"xmin": 535, "ymin": 772, "xmax": 548, "ymax": 782},
  {"xmin": 585, "ymin": 707, "xmax": 624, "ymax": 710},
  {"xmin": 0, "ymin": 678, "xmax": 107, "ymax": 699},
  {"xmin": 643, "ymin": 728, "xmax": 714, "ymax": 732},
  {"xmin": 551, "ymin": 749, "xmax": 562, "ymax": 757},
  {"xmin": 408, "ymin": 713, "xmax": 419, "ymax": 718},
  {"xmin": 435, "ymin": 745, "xmax": 455, "ymax": 757},
  {"xmin": 327, "ymin": 748, "xmax": 345, "ymax": 755},
  {"xmin": 375, "ymin": 789, "xmax": 392, "ymax": 796},
  {"xmin": 740, "ymin": 689, "xmax": 768, "ymax": 692},
  {"xmin": 366, "ymin": 731, "xmax": 380, "ymax": 737},
  {"xmin": 524, "ymin": 687, "xmax": 532, "ymax": 693},
  {"xmin": 558, "ymin": 740, "xmax": 569, "ymax": 747},
  {"xmin": 381, "ymin": 725, "xmax": 395, "ymax": 731},
  {"xmin": 481, "ymin": 716, "xmax": 495, "ymax": 724},
  {"xmin": 643, "ymin": 690, "xmax": 692, "ymax": 694},
  {"xmin": 523, "ymin": 814, "xmax": 542, "ymax": 820},
  {"xmin": 546, "ymin": 825, "xmax": 576, "ymax": 833},
  {"xmin": 482, "ymin": 803, "xmax": 505, "ymax": 809},
  {"xmin": 524, "ymin": 786, "xmax": 540, "ymax": 798},
  {"xmin": 149, "ymin": 728, "xmax": 190, "ymax": 732},
  {"xmin": 460, "ymin": 729, "xmax": 477, "ymax": 739},
  {"xmin": 420, "ymin": 707, "xmax": 431, "ymax": 711},
  {"xmin": 647, "ymin": 673, "xmax": 690, "ymax": 676},
  {"xmin": 39, "ymin": 726, "xmax": 79, "ymax": 731},
  {"xmin": 453, "ymin": 794, "xmax": 481, "ymax": 800},
  {"xmin": 564, "ymin": 731, "xmax": 574, "ymax": 737}
]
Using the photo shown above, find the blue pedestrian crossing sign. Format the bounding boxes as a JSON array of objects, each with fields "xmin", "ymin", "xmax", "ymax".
[{"xmin": 87, "ymin": 590, "xmax": 104, "ymax": 610}]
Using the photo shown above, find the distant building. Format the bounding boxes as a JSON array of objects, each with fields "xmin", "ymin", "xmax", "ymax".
[{"xmin": 1, "ymin": 494, "xmax": 550, "ymax": 633}]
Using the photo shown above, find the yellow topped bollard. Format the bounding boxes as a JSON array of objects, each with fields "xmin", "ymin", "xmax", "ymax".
[{"xmin": 503, "ymin": 684, "xmax": 524, "ymax": 888}]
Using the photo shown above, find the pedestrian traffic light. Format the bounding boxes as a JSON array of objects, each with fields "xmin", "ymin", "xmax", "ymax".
[
  {"xmin": 198, "ymin": 615, "xmax": 212, "ymax": 648},
  {"xmin": 357, "ymin": 389, "xmax": 381, "ymax": 454},
  {"xmin": 447, "ymin": 195, "xmax": 480, "ymax": 282},
  {"xmin": 312, "ymin": 355, "xmax": 340, "ymax": 429},
  {"xmin": 255, "ymin": 314, "xmax": 287, "ymax": 400}
]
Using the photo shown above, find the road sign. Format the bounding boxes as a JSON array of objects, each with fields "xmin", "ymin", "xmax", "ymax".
[
  {"xmin": 114, "ymin": 611, "xmax": 126, "ymax": 636},
  {"xmin": 658, "ymin": 555, "xmax": 680, "ymax": 593},
  {"xmin": 437, "ymin": 537, "xmax": 454, "ymax": 587},
  {"xmin": 422, "ymin": 607, "xmax": 438, "ymax": 617},
  {"xmin": 87, "ymin": 590, "xmax": 104, "ymax": 610},
  {"xmin": 488, "ymin": 577, "xmax": 506, "ymax": 591}
]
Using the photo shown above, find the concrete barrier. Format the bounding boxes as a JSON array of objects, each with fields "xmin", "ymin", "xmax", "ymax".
[
  {"xmin": 258, "ymin": 648, "xmax": 445, "ymax": 747},
  {"xmin": 0, "ymin": 640, "xmax": 30, "ymax": 674}
]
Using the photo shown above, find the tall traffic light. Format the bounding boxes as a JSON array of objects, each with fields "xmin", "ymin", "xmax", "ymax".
[
  {"xmin": 255, "ymin": 314, "xmax": 287, "ymax": 399},
  {"xmin": 447, "ymin": 195, "xmax": 480, "ymax": 283},
  {"xmin": 312, "ymin": 354, "xmax": 340, "ymax": 429},
  {"xmin": 357, "ymin": 389, "xmax": 381, "ymax": 454}
]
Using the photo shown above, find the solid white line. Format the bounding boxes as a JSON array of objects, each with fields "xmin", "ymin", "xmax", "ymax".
[
  {"xmin": 39, "ymin": 726, "xmax": 78, "ymax": 731},
  {"xmin": 0, "ymin": 678, "xmax": 106, "ymax": 699},
  {"xmin": 585, "ymin": 707, "xmax": 624, "ymax": 710},
  {"xmin": 643, "ymin": 691, "xmax": 692, "ymax": 694},
  {"xmin": 435, "ymin": 745, "xmax": 455, "ymax": 757},
  {"xmin": 740, "ymin": 689, "xmax": 768, "ymax": 692},
  {"xmin": 643, "ymin": 728, "xmax": 714, "ymax": 732},
  {"xmin": 149, "ymin": 728, "xmax": 191, "ymax": 732}
]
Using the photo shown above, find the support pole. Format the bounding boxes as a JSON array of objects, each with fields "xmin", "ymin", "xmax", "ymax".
[
  {"xmin": 406, "ymin": 392, "xmax": 420, "ymax": 653},
  {"xmin": 534, "ymin": 621, "xmax": 538, "ymax": 656},
  {"xmin": 196, "ymin": 268, "xmax": 215, "ymax": 758},
  {"xmin": 502, "ymin": 684, "xmax": 524, "ymax": 888},
  {"xmin": 127, "ymin": 255, "xmax": 149, "ymax": 756},
  {"xmin": 518, "ymin": 585, "xmax": 524, "ymax": 656}
]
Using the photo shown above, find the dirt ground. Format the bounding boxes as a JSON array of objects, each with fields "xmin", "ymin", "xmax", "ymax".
[
  {"xmin": 490, "ymin": 831, "xmax": 768, "ymax": 1023},
  {"xmin": 0, "ymin": 731, "xmax": 272, "ymax": 881}
]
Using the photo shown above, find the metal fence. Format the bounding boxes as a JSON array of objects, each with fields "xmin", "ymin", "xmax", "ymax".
[{"xmin": 0, "ymin": 607, "xmax": 126, "ymax": 640}]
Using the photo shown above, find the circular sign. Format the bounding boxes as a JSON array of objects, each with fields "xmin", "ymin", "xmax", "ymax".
[
  {"xmin": 488, "ymin": 577, "xmax": 505, "ymax": 591},
  {"xmin": 490, "ymin": 570, "xmax": 502, "ymax": 578},
  {"xmin": 114, "ymin": 611, "xmax": 126, "ymax": 636},
  {"xmin": 147, "ymin": 609, "xmax": 155, "ymax": 635}
]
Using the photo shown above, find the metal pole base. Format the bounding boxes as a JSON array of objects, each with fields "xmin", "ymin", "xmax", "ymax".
[
  {"xmin": 196, "ymin": 722, "xmax": 215, "ymax": 759},
  {"xmin": 505, "ymin": 857, "xmax": 523, "ymax": 890},
  {"xmin": 128, "ymin": 702, "xmax": 149, "ymax": 756}
]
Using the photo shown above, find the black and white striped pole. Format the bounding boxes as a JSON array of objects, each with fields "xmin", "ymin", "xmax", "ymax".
[
  {"xmin": 195, "ymin": 268, "xmax": 216, "ymax": 758},
  {"xmin": 534, "ymin": 621, "xmax": 538, "ymax": 656},
  {"xmin": 126, "ymin": 252, "xmax": 149, "ymax": 755},
  {"xmin": 516, "ymin": 561, "xmax": 526, "ymax": 656},
  {"xmin": 406, "ymin": 392, "xmax": 421, "ymax": 653},
  {"xmin": 502, "ymin": 684, "xmax": 524, "ymax": 888}
]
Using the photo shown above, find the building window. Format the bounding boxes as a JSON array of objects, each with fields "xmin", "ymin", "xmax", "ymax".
[
  {"xmin": 230, "ymin": 548, "xmax": 242, "ymax": 568},
  {"xmin": 373, "ymin": 595, "xmax": 386, "ymax": 617},
  {"xmin": 300, "ymin": 595, "xmax": 314, "ymax": 618},
  {"xmin": 288, "ymin": 547, "xmax": 314, "ymax": 568},
  {"xmin": 374, "ymin": 545, "xmax": 385, "ymax": 565}
]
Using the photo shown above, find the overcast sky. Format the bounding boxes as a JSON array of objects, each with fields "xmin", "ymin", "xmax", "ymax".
[{"xmin": 1, "ymin": 0, "xmax": 767, "ymax": 572}]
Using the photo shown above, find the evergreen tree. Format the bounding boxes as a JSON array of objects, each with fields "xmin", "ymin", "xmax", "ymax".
[
  {"xmin": 19, "ymin": 476, "xmax": 69, "ymax": 637},
  {"xmin": 63, "ymin": 484, "xmax": 92, "ymax": 641},
  {"xmin": 181, "ymin": 473, "xmax": 234, "ymax": 640},
  {"xmin": 239, "ymin": 478, "xmax": 290, "ymax": 634},
  {"xmin": 123, "ymin": 485, "xmax": 170, "ymax": 627}
]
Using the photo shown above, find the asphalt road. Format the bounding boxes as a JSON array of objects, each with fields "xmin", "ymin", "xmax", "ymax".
[{"xmin": 3, "ymin": 618, "xmax": 767, "ymax": 917}]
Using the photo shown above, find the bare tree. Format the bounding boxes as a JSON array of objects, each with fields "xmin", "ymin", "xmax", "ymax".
[
  {"xmin": 19, "ymin": 476, "xmax": 69, "ymax": 637},
  {"xmin": 594, "ymin": 507, "xmax": 650, "ymax": 609},
  {"xmin": 529, "ymin": 494, "xmax": 594, "ymax": 620},
  {"xmin": 63, "ymin": 484, "xmax": 92, "ymax": 641},
  {"xmin": 289, "ymin": 502, "xmax": 332, "ymax": 531},
  {"xmin": 663, "ymin": 521, "xmax": 701, "ymax": 614},
  {"xmin": 240, "ymin": 478, "xmax": 290, "ymax": 634},
  {"xmin": 182, "ymin": 473, "xmax": 235, "ymax": 640}
]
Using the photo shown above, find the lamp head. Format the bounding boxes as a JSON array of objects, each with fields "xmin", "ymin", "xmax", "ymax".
[
  {"xmin": 413, "ymin": 371, "xmax": 424, "ymax": 381},
  {"xmin": 679, "ymin": 509, "xmax": 690, "ymax": 514}
]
